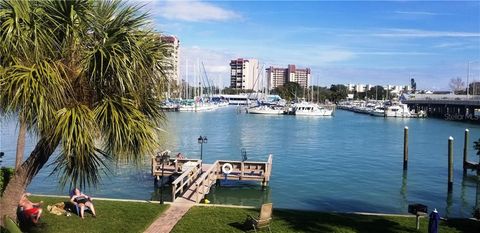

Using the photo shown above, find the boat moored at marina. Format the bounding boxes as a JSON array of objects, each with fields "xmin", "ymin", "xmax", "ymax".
[
  {"xmin": 292, "ymin": 102, "xmax": 334, "ymax": 116},
  {"xmin": 384, "ymin": 103, "xmax": 411, "ymax": 118},
  {"xmin": 370, "ymin": 106, "xmax": 386, "ymax": 117},
  {"xmin": 246, "ymin": 105, "xmax": 286, "ymax": 115}
]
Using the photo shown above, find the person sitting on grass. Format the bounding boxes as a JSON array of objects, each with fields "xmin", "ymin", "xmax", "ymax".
[
  {"xmin": 19, "ymin": 192, "xmax": 43, "ymax": 224},
  {"xmin": 70, "ymin": 188, "xmax": 97, "ymax": 219}
]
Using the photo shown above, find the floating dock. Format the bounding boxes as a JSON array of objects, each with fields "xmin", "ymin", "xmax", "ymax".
[{"xmin": 151, "ymin": 154, "xmax": 272, "ymax": 203}]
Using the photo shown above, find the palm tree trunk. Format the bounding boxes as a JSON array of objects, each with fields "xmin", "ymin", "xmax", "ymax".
[
  {"xmin": 15, "ymin": 116, "xmax": 27, "ymax": 169},
  {"xmin": 0, "ymin": 135, "xmax": 59, "ymax": 226}
]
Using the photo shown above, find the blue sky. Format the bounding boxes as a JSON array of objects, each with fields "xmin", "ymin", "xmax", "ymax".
[{"xmin": 140, "ymin": 0, "xmax": 480, "ymax": 90}]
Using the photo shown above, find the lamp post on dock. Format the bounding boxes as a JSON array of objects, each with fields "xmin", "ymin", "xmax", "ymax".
[
  {"xmin": 198, "ymin": 136, "xmax": 207, "ymax": 162},
  {"xmin": 158, "ymin": 151, "xmax": 169, "ymax": 205}
]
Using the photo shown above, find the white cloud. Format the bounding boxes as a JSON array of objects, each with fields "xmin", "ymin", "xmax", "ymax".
[
  {"xmin": 355, "ymin": 51, "xmax": 432, "ymax": 55},
  {"xmin": 179, "ymin": 46, "xmax": 238, "ymax": 87},
  {"xmin": 394, "ymin": 11, "xmax": 440, "ymax": 16},
  {"xmin": 152, "ymin": 0, "xmax": 241, "ymax": 22},
  {"xmin": 374, "ymin": 29, "xmax": 480, "ymax": 38},
  {"xmin": 433, "ymin": 42, "xmax": 465, "ymax": 48}
]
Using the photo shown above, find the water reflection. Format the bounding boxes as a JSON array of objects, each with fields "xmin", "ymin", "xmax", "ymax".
[
  {"xmin": 445, "ymin": 191, "xmax": 453, "ymax": 217},
  {"xmin": 476, "ymin": 175, "xmax": 480, "ymax": 214},
  {"xmin": 400, "ymin": 171, "xmax": 408, "ymax": 211},
  {"xmin": 206, "ymin": 181, "xmax": 271, "ymax": 207},
  {"xmin": 151, "ymin": 184, "xmax": 173, "ymax": 202}
]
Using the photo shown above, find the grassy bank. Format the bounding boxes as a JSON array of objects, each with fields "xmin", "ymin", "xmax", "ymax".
[
  {"xmin": 172, "ymin": 206, "xmax": 480, "ymax": 233},
  {"xmin": 20, "ymin": 196, "xmax": 167, "ymax": 233}
]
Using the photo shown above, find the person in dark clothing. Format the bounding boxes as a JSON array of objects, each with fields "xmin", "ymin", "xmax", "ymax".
[{"xmin": 428, "ymin": 208, "xmax": 440, "ymax": 233}]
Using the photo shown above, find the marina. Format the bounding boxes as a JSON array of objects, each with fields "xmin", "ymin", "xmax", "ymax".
[
  {"xmin": 1, "ymin": 106, "xmax": 480, "ymax": 218},
  {"xmin": 338, "ymin": 99, "xmax": 427, "ymax": 118}
]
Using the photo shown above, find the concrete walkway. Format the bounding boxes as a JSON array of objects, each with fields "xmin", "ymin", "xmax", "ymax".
[{"xmin": 144, "ymin": 202, "xmax": 194, "ymax": 233}]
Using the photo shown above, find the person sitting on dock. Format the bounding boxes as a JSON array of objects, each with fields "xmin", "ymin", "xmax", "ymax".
[
  {"xmin": 19, "ymin": 192, "xmax": 43, "ymax": 224},
  {"xmin": 70, "ymin": 188, "xmax": 97, "ymax": 219},
  {"xmin": 176, "ymin": 153, "xmax": 185, "ymax": 159}
]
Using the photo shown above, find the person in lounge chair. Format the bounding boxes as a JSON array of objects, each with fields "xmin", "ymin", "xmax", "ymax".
[
  {"xmin": 19, "ymin": 192, "xmax": 43, "ymax": 224},
  {"xmin": 70, "ymin": 188, "xmax": 97, "ymax": 219}
]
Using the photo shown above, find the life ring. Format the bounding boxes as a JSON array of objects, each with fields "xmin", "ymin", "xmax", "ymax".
[{"xmin": 222, "ymin": 163, "xmax": 233, "ymax": 174}]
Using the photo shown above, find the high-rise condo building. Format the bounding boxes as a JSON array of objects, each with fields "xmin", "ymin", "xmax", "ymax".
[
  {"xmin": 230, "ymin": 58, "xmax": 259, "ymax": 91},
  {"xmin": 160, "ymin": 35, "xmax": 180, "ymax": 85},
  {"xmin": 266, "ymin": 65, "xmax": 310, "ymax": 90}
]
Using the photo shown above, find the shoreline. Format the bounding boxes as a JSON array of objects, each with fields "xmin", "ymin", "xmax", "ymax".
[{"xmin": 31, "ymin": 194, "xmax": 479, "ymax": 220}]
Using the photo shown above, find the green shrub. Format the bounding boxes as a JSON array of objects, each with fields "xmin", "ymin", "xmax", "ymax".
[{"xmin": 0, "ymin": 167, "xmax": 14, "ymax": 196}]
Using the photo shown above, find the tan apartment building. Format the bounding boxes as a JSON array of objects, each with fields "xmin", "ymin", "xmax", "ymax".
[
  {"xmin": 266, "ymin": 64, "xmax": 310, "ymax": 90},
  {"xmin": 160, "ymin": 35, "xmax": 180, "ymax": 85},
  {"xmin": 230, "ymin": 58, "xmax": 260, "ymax": 91}
]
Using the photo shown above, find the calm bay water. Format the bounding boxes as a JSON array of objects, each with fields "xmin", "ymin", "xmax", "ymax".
[{"xmin": 1, "ymin": 107, "xmax": 479, "ymax": 217}]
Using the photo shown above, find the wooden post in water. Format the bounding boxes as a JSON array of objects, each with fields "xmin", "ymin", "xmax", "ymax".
[
  {"xmin": 463, "ymin": 129, "xmax": 469, "ymax": 175},
  {"xmin": 403, "ymin": 126, "xmax": 409, "ymax": 170},
  {"xmin": 448, "ymin": 136, "xmax": 454, "ymax": 192}
]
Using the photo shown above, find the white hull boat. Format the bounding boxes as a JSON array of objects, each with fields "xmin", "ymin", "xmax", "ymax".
[
  {"xmin": 293, "ymin": 102, "xmax": 333, "ymax": 116},
  {"xmin": 247, "ymin": 105, "xmax": 285, "ymax": 115},
  {"xmin": 385, "ymin": 104, "xmax": 411, "ymax": 118}
]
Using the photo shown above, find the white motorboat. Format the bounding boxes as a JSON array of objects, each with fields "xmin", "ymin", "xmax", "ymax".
[
  {"xmin": 369, "ymin": 106, "xmax": 385, "ymax": 117},
  {"xmin": 247, "ymin": 105, "xmax": 285, "ymax": 115},
  {"xmin": 293, "ymin": 102, "xmax": 333, "ymax": 116},
  {"xmin": 385, "ymin": 103, "xmax": 411, "ymax": 117}
]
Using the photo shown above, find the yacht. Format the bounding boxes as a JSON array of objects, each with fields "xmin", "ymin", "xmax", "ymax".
[
  {"xmin": 247, "ymin": 105, "xmax": 285, "ymax": 115},
  {"xmin": 293, "ymin": 102, "xmax": 333, "ymax": 116},
  {"xmin": 369, "ymin": 106, "xmax": 385, "ymax": 117},
  {"xmin": 385, "ymin": 103, "xmax": 411, "ymax": 117}
]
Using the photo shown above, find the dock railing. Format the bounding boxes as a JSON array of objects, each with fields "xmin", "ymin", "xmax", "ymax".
[
  {"xmin": 194, "ymin": 161, "xmax": 219, "ymax": 203},
  {"xmin": 170, "ymin": 161, "xmax": 202, "ymax": 202},
  {"xmin": 152, "ymin": 157, "xmax": 201, "ymax": 177},
  {"xmin": 216, "ymin": 154, "xmax": 273, "ymax": 185}
]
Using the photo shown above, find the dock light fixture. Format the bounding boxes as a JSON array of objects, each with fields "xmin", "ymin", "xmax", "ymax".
[{"xmin": 198, "ymin": 136, "xmax": 207, "ymax": 162}]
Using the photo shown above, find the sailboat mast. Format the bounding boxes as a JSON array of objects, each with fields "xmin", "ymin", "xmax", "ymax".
[{"xmin": 185, "ymin": 59, "xmax": 189, "ymax": 99}]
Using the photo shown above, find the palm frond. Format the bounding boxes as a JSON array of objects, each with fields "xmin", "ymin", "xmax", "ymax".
[
  {"xmin": 50, "ymin": 104, "xmax": 109, "ymax": 189},
  {"xmin": 94, "ymin": 96, "xmax": 159, "ymax": 164},
  {"xmin": 0, "ymin": 61, "xmax": 68, "ymax": 134}
]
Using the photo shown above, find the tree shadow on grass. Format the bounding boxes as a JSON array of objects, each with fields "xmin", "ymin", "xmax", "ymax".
[
  {"xmin": 228, "ymin": 222, "xmax": 249, "ymax": 232},
  {"xmin": 225, "ymin": 209, "xmax": 415, "ymax": 233},
  {"xmin": 272, "ymin": 210, "xmax": 417, "ymax": 233},
  {"xmin": 444, "ymin": 218, "xmax": 480, "ymax": 233}
]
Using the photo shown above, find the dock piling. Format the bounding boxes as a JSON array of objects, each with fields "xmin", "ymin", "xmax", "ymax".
[
  {"xmin": 448, "ymin": 136, "xmax": 454, "ymax": 192},
  {"xmin": 463, "ymin": 129, "xmax": 469, "ymax": 175},
  {"xmin": 403, "ymin": 126, "xmax": 409, "ymax": 170}
]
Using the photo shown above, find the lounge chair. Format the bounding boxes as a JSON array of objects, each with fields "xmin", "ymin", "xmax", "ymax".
[
  {"xmin": 244, "ymin": 203, "xmax": 273, "ymax": 233},
  {"xmin": 4, "ymin": 215, "xmax": 22, "ymax": 233},
  {"xmin": 69, "ymin": 190, "xmax": 91, "ymax": 216}
]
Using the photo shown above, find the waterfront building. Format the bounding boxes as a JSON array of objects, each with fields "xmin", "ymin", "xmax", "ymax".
[
  {"xmin": 160, "ymin": 35, "xmax": 180, "ymax": 85},
  {"xmin": 346, "ymin": 84, "xmax": 411, "ymax": 93},
  {"xmin": 230, "ymin": 58, "xmax": 260, "ymax": 91},
  {"xmin": 355, "ymin": 84, "xmax": 366, "ymax": 93},
  {"xmin": 266, "ymin": 64, "xmax": 311, "ymax": 90}
]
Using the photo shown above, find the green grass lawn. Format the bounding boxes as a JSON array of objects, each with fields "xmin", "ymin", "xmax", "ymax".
[
  {"xmin": 18, "ymin": 196, "xmax": 168, "ymax": 233},
  {"xmin": 172, "ymin": 206, "xmax": 480, "ymax": 233}
]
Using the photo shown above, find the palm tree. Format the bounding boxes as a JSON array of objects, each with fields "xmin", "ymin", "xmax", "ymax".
[{"xmin": 0, "ymin": 0, "xmax": 167, "ymax": 224}]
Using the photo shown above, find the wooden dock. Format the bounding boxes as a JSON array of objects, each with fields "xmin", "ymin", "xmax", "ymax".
[
  {"xmin": 152, "ymin": 154, "xmax": 273, "ymax": 203},
  {"xmin": 464, "ymin": 160, "xmax": 479, "ymax": 174}
]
